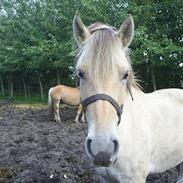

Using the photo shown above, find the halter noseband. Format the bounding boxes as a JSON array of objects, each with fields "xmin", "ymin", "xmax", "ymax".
[{"xmin": 81, "ymin": 93, "xmax": 123, "ymax": 126}]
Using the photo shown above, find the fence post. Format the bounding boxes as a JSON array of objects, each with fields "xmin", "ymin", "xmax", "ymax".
[{"xmin": 0, "ymin": 76, "xmax": 5, "ymax": 96}]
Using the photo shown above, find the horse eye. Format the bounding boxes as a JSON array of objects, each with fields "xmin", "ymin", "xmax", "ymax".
[
  {"xmin": 78, "ymin": 70, "xmax": 84, "ymax": 79},
  {"xmin": 123, "ymin": 72, "xmax": 129, "ymax": 80}
]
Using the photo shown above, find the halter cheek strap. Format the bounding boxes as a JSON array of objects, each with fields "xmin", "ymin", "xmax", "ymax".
[{"xmin": 81, "ymin": 94, "xmax": 123, "ymax": 126}]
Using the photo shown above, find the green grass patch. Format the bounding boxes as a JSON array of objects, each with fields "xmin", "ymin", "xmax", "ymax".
[{"xmin": 0, "ymin": 95, "xmax": 47, "ymax": 105}]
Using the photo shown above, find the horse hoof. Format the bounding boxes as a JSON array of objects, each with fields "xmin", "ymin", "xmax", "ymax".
[
  {"xmin": 177, "ymin": 177, "xmax": 183, "ymax": 183},
  {"xmin": 55, "ymin": 119, "xmax": 61, "ymax": 123}
]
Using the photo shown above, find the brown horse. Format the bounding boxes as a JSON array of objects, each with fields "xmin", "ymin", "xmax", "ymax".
[{"xmin": 48, "ymin": 85, "xmax": 84, "ymax": 123}]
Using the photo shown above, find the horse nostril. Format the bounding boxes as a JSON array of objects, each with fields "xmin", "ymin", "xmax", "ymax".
[
  {"xmin": 110, "ymin": 139, "xmax": 119, "ymax": 162},
  {"xmin": 113, "ymin": 139, "xmax": 119, "ymax": 153},
  {"xmin": 85, "ymin": 138, "xmax": 94, "ymax": 160}
]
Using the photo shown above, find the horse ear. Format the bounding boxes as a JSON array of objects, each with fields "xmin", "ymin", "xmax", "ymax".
[
  {"xmin": 73, "ymin": 13, "xmax": 91, "ymax": 45},
  {"xmin": 118, "ymin": 15, "xmax": 134, "ymax": 48}
]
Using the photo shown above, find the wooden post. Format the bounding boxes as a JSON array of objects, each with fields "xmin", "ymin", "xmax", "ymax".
[
  {"xmin": 38, "ymin": 75, "xmax": 44, "ymax": 99},
  {"xmin": 22, "ymin": 78, "xmax": 27, "ymax": 97},
  {"xmin": 151, "ymin": 67, "xmax": 157, "ymax": 91},
  {"xmin": 0, "ymin": 76, "xmax": 5, "ymax": 96},
  {"xmin": 10, "ymin": 75, "xmax": 14, "ymax": 98},
  {"xmin": 57, "ymin": 69, "xmax": 60, "ymax": 85}
]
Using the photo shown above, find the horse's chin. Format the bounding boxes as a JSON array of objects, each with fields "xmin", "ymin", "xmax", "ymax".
[
  {"xmin": 93, "ymin": 160, "xmax": 112, "ymax": 167},
  {"xmin": 92, "ymin": 152, "xmax": 117, "ymax": 167},
  {"xmin": 93, "ymin": 158, "xmax": 117, "ymax": 167}
]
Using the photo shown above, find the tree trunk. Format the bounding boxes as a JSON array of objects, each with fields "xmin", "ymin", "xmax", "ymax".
[
  {"xmin": 8, "ymin": 76, "xmax": 10, "ymax": 96},
  {"xmin": 57, "ymin": 69, "xmax": 60, "ymax": 85},
  {"xmin": 27, "ymin": 83, "xmax": 31, "ymax": 97},
  {"xmin": 0, "ymin": 76, "xmax": 5, "ymax": 96},
  {"xmin": 151, "ymin": 67, "xmax": 157, "ymax": 91},
  {"xmin": 38, "ymin": 75, "xmax": 44, "ymax": 99},
  {"xmin": 10, "ymin": 75, "xmax": 14, "ymax": 98},
  {"xmin": 22, "ymin": 78, "xmax": 27, "ymax": 97},
  {"xmin": 19, "ymin": 85, "xmax": 21, "ymax": 96}
]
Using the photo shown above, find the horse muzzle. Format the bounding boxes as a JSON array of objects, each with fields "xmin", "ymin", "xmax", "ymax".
[{"xmin": 85, "ymin": 137, "xmax": 119, "ymax": 167}]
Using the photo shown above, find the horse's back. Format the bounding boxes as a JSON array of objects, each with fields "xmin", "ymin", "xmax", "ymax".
[
  {"xmin": 152, "ymin": 88, "xmax": 183, "ymax": 103},
  {"xmin": 61, "ymin": 86, "xmax": 80, "ymax": 105},
  {"xmin": 51, "ymin": 85, "xmax": 80, "ymax": 105}
]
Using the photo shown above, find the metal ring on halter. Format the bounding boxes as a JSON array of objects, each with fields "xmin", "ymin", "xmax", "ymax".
[{"xmin": 81, "ymin": 93, "xmax": 123, "ymax": 126}]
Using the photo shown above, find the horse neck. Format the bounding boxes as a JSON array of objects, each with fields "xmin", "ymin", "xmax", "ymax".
[
  {"xmin": 127, "ymin": 86, "xmax": 144, "ymax": 101},
  {"xmin": 120, "ymin": 86, "xmax": 144, "ymax": 127},
  {"xmin": 117, "ymin": 87, "xmax": 145, "ymax": 148}
]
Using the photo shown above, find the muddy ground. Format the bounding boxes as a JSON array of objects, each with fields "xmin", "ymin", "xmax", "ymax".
[{"xmin": 0, "ymin": 104, "xmax": 180, "ymax": 183}]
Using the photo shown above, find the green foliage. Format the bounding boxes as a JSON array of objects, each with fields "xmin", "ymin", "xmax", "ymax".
[{"xmin": 0, "ymin": 0, "xmax": 182, "ymax": 97}]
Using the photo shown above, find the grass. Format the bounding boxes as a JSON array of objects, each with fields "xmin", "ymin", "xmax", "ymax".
[
  {"xmin": 0, "ymin": 95, "xmax": 47, "ymax": 105},
  {"xmin": 0, "ymin": 95, "xmax": 78, "ymax": 109}
]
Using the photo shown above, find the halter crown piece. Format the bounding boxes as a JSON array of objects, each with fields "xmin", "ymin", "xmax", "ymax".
[{"xmin": 81, "ymin": 93, "xmax": 123, "ymax": 126}]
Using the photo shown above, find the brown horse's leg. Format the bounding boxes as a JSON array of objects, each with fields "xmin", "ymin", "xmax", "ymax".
[
  {"xmin": 80, "ymin": 104, "xmax": 85, "ymax": 122},
  {"xmin": 48, "ymin": 92, "xmax": 54, "ymax": 120},
  {"xmin": 50, "ymin": 107, "xmax": 54, "ymax": 121},
  {"xmin": 74, "ymin": 104, "xmax": 82, "ymax": 123},
  {"xmin": 53, "ymin": 99, "xmax": 61, "ymax": 123},
  {"xmin": 55, "ymin": 100, "xmax": 61, "ymax": 123},
  {"xmin": 81, "ymin": 112, "xmax": 85, "ymax": 122},
  {"xmin": 53, "ymin": 101, "xmax": 57, "ymax": 122},
  {"xmin": 50, "ymin": 101, "xmax": 54, "ymax": 120}
]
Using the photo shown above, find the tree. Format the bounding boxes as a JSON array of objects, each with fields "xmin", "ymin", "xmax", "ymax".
[{"xmin": 0, "ymin": 0, "xmax": 182, "ymax": 99}]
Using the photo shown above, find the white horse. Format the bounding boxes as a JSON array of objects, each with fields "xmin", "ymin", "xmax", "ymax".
[{"xmin": 73, "ymin": 13, "xmax": 183, "ymax": 183}]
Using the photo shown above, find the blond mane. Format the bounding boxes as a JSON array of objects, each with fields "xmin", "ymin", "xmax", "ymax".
[{"xmin": 76, "ymin": 23, "xmax": 140, "ymax": 90}]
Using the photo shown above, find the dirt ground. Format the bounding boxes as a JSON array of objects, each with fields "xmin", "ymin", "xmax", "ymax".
[{"xmin": 0, "ymin": 104, "xmax": 180, "ymax": 183}]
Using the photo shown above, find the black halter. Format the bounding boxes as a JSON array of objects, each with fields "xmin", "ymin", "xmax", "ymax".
[{"xmin": 81, "ymin": 93, "xmax": 123, "ymax": 126}]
